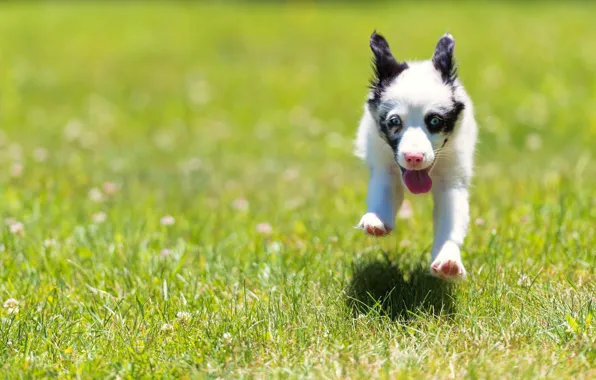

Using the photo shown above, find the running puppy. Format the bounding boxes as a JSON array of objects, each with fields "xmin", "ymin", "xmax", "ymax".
[{"xmin": 355, "ymin": 31, "xmax": 478, "ymax": 280}]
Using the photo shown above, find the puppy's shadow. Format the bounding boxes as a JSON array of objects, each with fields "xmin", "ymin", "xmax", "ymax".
[{"xmin": 346, "ymin": 255, "xmax": 455, "ymax": 321}]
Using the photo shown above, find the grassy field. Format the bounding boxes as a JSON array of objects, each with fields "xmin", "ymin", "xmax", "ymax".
[{"xmin": 0, "ymin": 1, "xmax": 594, "ymax": 378}]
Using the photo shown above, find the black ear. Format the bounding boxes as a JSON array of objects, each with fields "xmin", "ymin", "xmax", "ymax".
[
  {"xmin": 432, "ymin": 33, "xmax": 457, "ymax": 84},
  {"xmin": 369, "ymin": 31, "xmax": 408, "ymax": 102}
]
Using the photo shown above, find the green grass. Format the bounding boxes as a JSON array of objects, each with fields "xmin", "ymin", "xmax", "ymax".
[{"xmin": 0, "ymin": 1, "xmax": 594, "ymax": 378}]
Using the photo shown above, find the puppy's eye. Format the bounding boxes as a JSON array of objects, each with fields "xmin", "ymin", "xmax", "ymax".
[
  {"xmin": 387, "ymin": 115, "xmax": 402, "ymax": 129},
  {"xmin": 426, "ymin": 115, "xmax": 444, "ymax": 130}
]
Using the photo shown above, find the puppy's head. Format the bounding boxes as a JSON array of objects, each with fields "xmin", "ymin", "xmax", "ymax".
[{"xmin": 367, "ymin": 31, "xmax": 465, "ymax": 194}]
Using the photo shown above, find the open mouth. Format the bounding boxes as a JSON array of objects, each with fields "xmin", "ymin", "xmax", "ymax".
[
  {"xmin": 402, "ymin": 168, "xmax": 432, "ymax": 194},
  {"xmin": 399, "ymin": 165, "xmax": 434, "ymax": 194}
]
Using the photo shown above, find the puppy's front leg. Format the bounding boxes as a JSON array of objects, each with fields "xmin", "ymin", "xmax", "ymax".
[
  {"xmin": 430, "ymin": 186, "xmax": 470, "ymax": 280},
  {"xmin": 357, "ymin": 166, "xmax": 403, "ymax": 237}
]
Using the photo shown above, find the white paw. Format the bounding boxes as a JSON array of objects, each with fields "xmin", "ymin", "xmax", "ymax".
[
  {"xmin": 356, "ymin": 213, "xmax": 392, "ymax": 237},
  {"xmin": 430, "ymin": 242, "xmax": 467, "ymax": 281}
]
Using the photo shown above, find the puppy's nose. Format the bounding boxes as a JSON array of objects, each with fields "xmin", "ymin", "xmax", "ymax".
[{"xmin": 404, "ymin": 152, "xmax": 424, "ymax": 167}]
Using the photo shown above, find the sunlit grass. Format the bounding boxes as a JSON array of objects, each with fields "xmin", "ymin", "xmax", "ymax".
[{"xmin": 0, "ymin": 2, "xmax": 593, "ymax": 378}]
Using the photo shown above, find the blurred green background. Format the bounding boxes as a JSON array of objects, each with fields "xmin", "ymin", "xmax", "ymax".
[{"xmin": 0, "ymin": 1, "xmax": 593, "ymax": 378}]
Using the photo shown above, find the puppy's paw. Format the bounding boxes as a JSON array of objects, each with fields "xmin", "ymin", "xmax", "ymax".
[
  {"xmin": 430, "ymin": 242, "xmax": 467, "ymax": 281},
  {"xmin": 431, "ymin": 259, "xmax": 466, "ymax": 280},
  {"xmin": 356, "ymin": 213, "xmax": 392, "ymax": 237}
]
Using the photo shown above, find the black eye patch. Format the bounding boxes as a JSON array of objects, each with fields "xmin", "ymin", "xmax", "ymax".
[
  {"xmin": 378, "ymin": 117, "xmax": 400, "ymax": 152},
  {"xmin": 425, "ymin": 100, "xmax": 465, "ymax": 134},
  {"xmin": 425, "ymin": 113, "xmax": 445, "ymax": 133}
]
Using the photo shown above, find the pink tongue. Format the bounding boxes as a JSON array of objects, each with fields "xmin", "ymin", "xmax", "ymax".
[{"xmin": 403, "ymin": 170, "xmax": 432, "ymax": 194}]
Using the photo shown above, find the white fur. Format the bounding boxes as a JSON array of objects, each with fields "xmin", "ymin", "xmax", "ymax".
[{"xmin": 355, "ymin": 54, "xmax": 477, "ymax": 280}]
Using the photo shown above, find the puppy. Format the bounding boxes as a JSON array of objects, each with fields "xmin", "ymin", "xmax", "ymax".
[{"xmin": 355, "ymin": 31, "xmax": 478, "ymax": 280}]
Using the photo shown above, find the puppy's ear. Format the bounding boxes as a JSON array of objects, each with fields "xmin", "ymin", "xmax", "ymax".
[
  {"xmin": 369, "ymin": 31, "xmax": 407, "ymax": 102},
  {"xmin": 432, "ymin": 33, "xmax": 457, "ymax": 84}
]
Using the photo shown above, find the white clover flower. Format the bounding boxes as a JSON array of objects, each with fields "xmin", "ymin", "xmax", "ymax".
[
  {"xmin": 102, "ymin": 182, "xmax": 119, "ymax": 195},
  {"xmin": 33, "ymin": 147, "xmax": 49, "ymax": 162},
  {"xmin": 256, "ymin": 223, "xmax": 272, "ymax": 235},
  {"xmin": 397, "ymin": 200, "xmax": 413, "ymax": 220},
  {"xmin": 89, "ymin": 188, "xmax": 104, "ymax": 203},
  {"xmin": 160, "ymin": 216, "xmax": 175, "ymax": 226},
  {"xmin": 176, "ymin": 311, "xmax": 191, "ymax": 325},
  {"xmin": 8, "ymin": 222, "xmax": 24, "ymax": 237},
  {"xmin": 3, "ymin": 298, "xmax": 19, "ymax": 314},
  {"xmin": 92, "ymin": 212, "xmax": 107, "ymax": 224},
  {"xmin": 231, "ymin": 199, "xmax": 249, "ymax": 211}
]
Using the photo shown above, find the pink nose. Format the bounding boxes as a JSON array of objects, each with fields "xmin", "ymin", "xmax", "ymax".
[{"xmin": 404, "ymin": 152, "xmax": 424, "ymax": 166}]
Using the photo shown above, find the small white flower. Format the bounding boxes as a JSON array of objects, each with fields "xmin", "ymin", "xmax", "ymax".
[
  {"xmin": 92, "ymin": 212, "xmax": 107, "ymax": 224},
  {"xmin": 268, "ymin": 241, "xmax": 282, "ymax": 253},
  {"xmin": 8, "ymin": 144, "xmax": 22, "ymax": 161},
  {"xmin": 160, "ymin": 215, "xmax": 175, "ymax": 226},
  {"xmin": 160, "ymin": 323, "xmax": 174, "ymax": 333},
  {"xmin": 43, "ymin": 239, "xmax": 57, "ymax": 248},
  {"xmin": 33, "ymin": 147, "xmax": 49, "ymax": 162},
  {"xmin": 110, "ymin": 158, "xmax": 126, "ymax": 173},
  {"xmin": 231, "ymin": 199, "xmax": 249, "ymax": 211},
  {"xmin": 282, "ymin": 168, "xmax": 300, "ymax": 181},
  {"xmin": 102, "ymin": 182, "xmax": 119, "ymax": 195},
  {"xmin": 9, "ymin": 222, "xmax": 24, "ymax": 237},
  {"xmin": 3, "ymin": 298, "xmax": 19, "ymax": 314},
  {"xmin": 518, "ymin": 274, "xmax": 531, "ymax": 288},
  {"xmin": 284, "ymin": 198, "xmax": 304, "ymax": 211},
  {"xmin": 187, "ymin": 78, "xmax": 211, "ymax": 106},
  {"xmin": 153, "ymin": 130, "xmax": 176, "ymax": 151},
  {"xmin": 475, "ymin": 218, "xmax": 485, "ymax": 226},
  {"xmin": 176, "ymin": 311, "xmax": 191, "ymax": 325},
  {"xmin": 10, "ymin": 163, "xmax": 23, "ymax": 178},
  {"xmin": 222, "ymin": 332, "xmax": 232, "ymax": 342},
  {"xmin": 178, "ymin": 157, "xmax": 202, "ymax": 174},
  {"xmin": 256, "ymin": 223, "xmax": 272, "ymax": 235},
  {"xmin": 64, "ymin": 119, "xmax": 84, "ymax": 142},
  {"xmin": 3, "ymin": 298, "xmax": 18, "ymax": 309},
  {"xmin": 89, "ymin": 188, "xmax": 104, "ymax": 203},
  {"xmin": 160, "ymin": 248, "xmax": 171, "ymax": 257},
  {"xmin": 397, "ymin": 200, "xmax": 413, "ymax": 219},
  {"xmin": 525, "ymin": 133, "xmax": 542, "ymax": 152}
]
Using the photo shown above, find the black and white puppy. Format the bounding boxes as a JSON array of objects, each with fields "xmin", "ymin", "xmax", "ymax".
[{"xmin": 355, "ymin": 32, "xmax": 478, "ymax": 280}]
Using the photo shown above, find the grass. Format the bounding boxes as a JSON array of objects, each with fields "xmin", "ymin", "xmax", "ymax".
[{"xmin": 0, "ymin": 1, "xmax": 594, "ymax": 378}]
